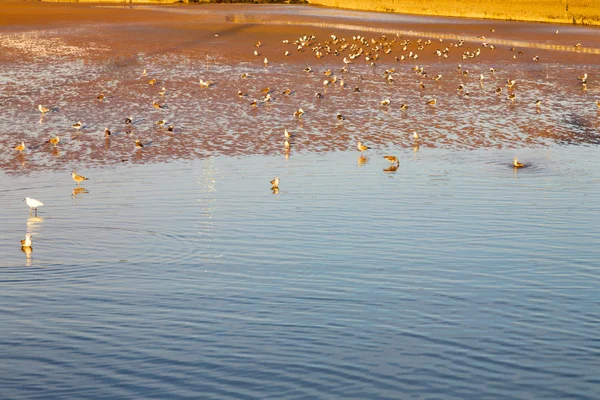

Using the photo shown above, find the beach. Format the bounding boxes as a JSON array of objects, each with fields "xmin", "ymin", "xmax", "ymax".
[{"xmin": 1, "ymin": 3, "xmax": 600, "ymax": 398}]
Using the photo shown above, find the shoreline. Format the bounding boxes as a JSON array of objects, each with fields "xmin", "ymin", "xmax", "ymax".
[{"xmin": 20, "ymin": 0, "xmax": 600, "ymax": 27}]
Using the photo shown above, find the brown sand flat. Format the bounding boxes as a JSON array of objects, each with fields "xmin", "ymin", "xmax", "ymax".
[{"xmin": 1, "ymin": 2, "xmax": 599, "ymax": 174}]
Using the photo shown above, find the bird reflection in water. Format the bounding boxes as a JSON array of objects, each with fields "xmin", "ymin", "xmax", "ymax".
[
  {"xmin": 271, "ymin": 187, "xmax": 280, "ymax": 195},
  {"xmin": 22, "ymin": 246, "xmax": 33, "ymax": 266},
  {"xmin": 383, "ymin": 165, "xmax": 399, "ymax": 173},
  {"xmin": 357, "ymin": 155, "xmax": 368, "ymax": 166},
  {"xmin": 72, "ymin": 187, "xmax": 89, "ymax": 197},
  {"xmin": 27, "ymin": 216, "xmax": 44, "ymax": 235},
  {"xmin": 51, "ymin": 147, "xmax": 60, "ymax": 158}
]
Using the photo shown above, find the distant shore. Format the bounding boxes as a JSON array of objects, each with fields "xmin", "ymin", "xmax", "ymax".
[{"xmin": 27, "ymin": 0, "xmax": 600, "ymax": 26}]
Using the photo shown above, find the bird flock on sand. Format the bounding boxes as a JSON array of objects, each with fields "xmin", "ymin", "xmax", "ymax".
[{"xmin": 14, "ymin": 27, "xmax": 598, "ymax": 251}]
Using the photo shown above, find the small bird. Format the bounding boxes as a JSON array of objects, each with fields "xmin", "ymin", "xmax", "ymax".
[
  {"xmin": 135, "ymin": 140, "xmax": 144, "ymax": 149},
  {"xmin": 199, "ymin": 79, "xmax": 213, "ymax": 88},
  {"xmin": 142, "ymin": 68, "xmax": 147, "ymax": 77},
  {"xmin": 270, "ymin": 177, "xmax": 279, "ymax": 189},
  {"xmin": 304, "ymin": 67, "xmax": 312, "ymax": 72},
  {"xmin": 167, "ymin": 125, "xmax": 174, "ymax": 133},
  {"xmin": 21, "ymin": 233, "xmax": 33, "ymax": 249},
  {"xmin": 282, "ymin": 88, "xmax": 292, "ymax": 96},
  {"xmin": 240, "ymin": 73, "xmax": 249, "ymax": 79},
  {"xmin": 104, "ymin": 128, "xmax": 111, "ymax": 137},
  {"xmin": 513, "ymin": 158, "xmax": 525, "ymax": 168},
  {"xmin": 357, "ymin": 141, "xmax": 370, "ymax": 152},
  {"xmin": 156, "ymin": 119, "xmax": 166, "ymax": 127},
  {"xmin": 412, "ymin": 131, "xmax": 420, "ymax": 140},
  {"xmin": 14, "ymin": 141, "xmax": 25, "ymax": 153},
  {"xmin": 264, "ymin": 57, "xmax": 269, "ymax": 66},
  {"xmin": 125, "ymin": 116, "xmax": 133, "ymax": 124},
  {"xmin": 384, "ymin": 155, "xmax": 399, "ymax": 165},
  {"xmin": 71, "ymin": 121, "xmax": 83, "ymax": 130},
  {"xmin": 47, "ymin": 136, "xmax": 60, "ymax": 146},
  {"xmin": 97, "ymin": 93, "xmax": 105, "ymax": 101},
  {"xmin": 25, "ymin": 197, "xmax": 43, "ymax": 213},
  {"xmin": 293, "ymin": 108, "xmax": 304, "ymax": 117},
  {"xmin": 535, "ymin": 99, "xmax": 543, "ymax": 107},
  {"xmin": 380, "ymin": 98, "xmax": 391, "ymax": 106},
  {"xmin": 158, "ymin": 87, "xmax": 167, "ymax": 96},
  {"xmin": 315, "ymin": 92, "xmax": 324, "ymax": 98},
  {"xmin": 71, "ymin": 171, "xmax": 89, "ymax": 185},
  {"xmin": 508, "ymin": 93, "xmax": 516, "ymax": 101},
  {"xmin": 336, "ymin": 113, "xmax": 345, "ymax": 121},
  {"xmin": 400, "ymin": 104, "xmax": 408, "ymax": 110},
  {"xmin": 38, "ymin": 104, "xmax": 50, "ymax": 114},
  {"xmin": 152, "ymin": 101, "xmax": 163, "ymax": 109},
  {"xmin": 261, "ymin": 86, "xmax": 271, "ymax": 94},
  {"xmin": 284, "ymin": 129, "xmax": 294, "ymax": 139},
  {"xmin": 426, "ymin": 98, "xmax": 437, "ymax": 106},
  {"xmin": 148, "ymin": 78, "xmax": 157, "ymax": 85}
]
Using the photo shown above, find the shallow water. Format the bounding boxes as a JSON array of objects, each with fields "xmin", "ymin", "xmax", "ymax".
[{"xmin": 1, "ymin": 4, "xmax": 600, "ymax": 399}]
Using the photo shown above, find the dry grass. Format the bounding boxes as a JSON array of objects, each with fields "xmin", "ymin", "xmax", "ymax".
[{"xmin": 309, "ymin": 0, "xmax": 600, "ymax": 25}]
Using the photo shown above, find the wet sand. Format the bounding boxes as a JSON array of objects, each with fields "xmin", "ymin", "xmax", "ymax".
[{"xmin": 1, "ymin": 2, "xmax": 599, "ymax": 174}]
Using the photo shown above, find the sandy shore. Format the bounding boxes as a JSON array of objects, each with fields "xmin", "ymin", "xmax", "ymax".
[
  {"xmin": 0, "ymin": 2, "xmax": 599, "ymax": 174},
  {"xmin": 10, "ymin": 0, "xmax": 600, "ymax": 26}
]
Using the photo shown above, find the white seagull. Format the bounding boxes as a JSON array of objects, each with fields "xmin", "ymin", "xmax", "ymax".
[{"xmin": 24, "ymin": 197, "xmax": 43, "ymax": 213}]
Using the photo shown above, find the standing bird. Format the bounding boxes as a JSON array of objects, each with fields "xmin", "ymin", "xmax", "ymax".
[
  {"xmin": 38, "ymin": 104, "xmax": 50, "ymax": 114},
  {"xmin": 412, "ymin": 131, "xmax": 420, "ymax": 140},
  {"xmin": 357, "ymin": 141, "xmax": 370, "ymax": 153},
  {"xmin": 293, "ymin": 108, "xmax": 304, "ymax": 117},
  {"xmin": 71, "ymin": 171, "xmax": 89, "ymax": 185},
  {"xmin": 384, "ymin": 156, "xmax": 399, "ymax": 165},
  {"xmin": 135, "ymin": 140, "xmax": 144, "ymax": 149},
  {"xmin": 24, "ymin": 197, "xmax": 43, "ymax": 214},
  {"xmin": 104, "ymin": 128, "xmax": 112, "ymax": 137},
  {"xmin": 14, "ymin": 141, "xmax": 26, "ymax": 153},
  {"xmin": 380, "ymin": 98, "xmax": 391, "ymax": 106},
  {"xmin": 47, "ymin": 136, "xmax": 60, "ymax": 146},
  {"xmin": 21, "ymin": 233, "xmax": 33, "ymax": 249},
  {"xmin": 71, "ymin": 121, "xmax": 83, "ymax": 130},
  {"xmin": 513, "ymin": 158, "xmax": 525, "ymax": 168},
  {"xmin": 270, "ymin": 177, "xmax": 279, "ymax": 189}
]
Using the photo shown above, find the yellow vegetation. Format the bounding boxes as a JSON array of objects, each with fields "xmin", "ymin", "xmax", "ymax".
[{"xmin": 308, "ymin": 0, "xmax": 600, "ymax": 25}]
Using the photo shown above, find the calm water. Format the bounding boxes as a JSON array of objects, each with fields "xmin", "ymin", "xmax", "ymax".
[
  {"xmin": 1, "ymin": 4, "xmax": 600, "ymax": 399},
  {"xmin": 2, "ymin": 147, "xmax": 600, "ymax": 399}
]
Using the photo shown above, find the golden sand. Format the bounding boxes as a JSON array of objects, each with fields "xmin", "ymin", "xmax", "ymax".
[
  {"xmin": 18, "ymin": 0, "xmax": 600, "ymax": 26},
  {"xmin": 310, "ymin": 0, "xmax": 600, "ymax": 26}
]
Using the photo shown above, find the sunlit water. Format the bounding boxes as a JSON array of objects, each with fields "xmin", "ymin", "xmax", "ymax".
[{"xmin": 1, "ymin": 4, "xmax": 600, "ymax": 399}]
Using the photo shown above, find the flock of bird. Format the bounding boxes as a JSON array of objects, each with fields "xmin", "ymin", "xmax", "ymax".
[{"xmin": 13, "ymin": 26, "xmax": 599, "ymax": 251}]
